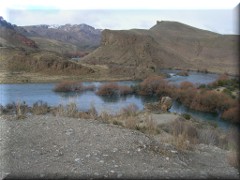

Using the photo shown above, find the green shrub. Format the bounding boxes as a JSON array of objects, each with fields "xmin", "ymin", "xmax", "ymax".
[{"xmin": 182, "ymin": 113, "xmax": 191, "ymax": 120}]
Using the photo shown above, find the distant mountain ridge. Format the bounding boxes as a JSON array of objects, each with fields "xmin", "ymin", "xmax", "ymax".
[{"xmin": 16, "ymin": 23, "xmax": 102, "ymax": 51}]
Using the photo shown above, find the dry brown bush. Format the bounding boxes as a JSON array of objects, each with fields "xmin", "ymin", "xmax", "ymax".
[
  {"xmin": 124, "ymin": 116, "xmax": 138, "ymax": 129},
  {"xmin": 145, "ymin": 114, "xmax": 157, "ymax": 134},
  {"xmin": 222, "ymin": 107, "xmax": 239, "ymax": 123},
  {"xmin": 97, "ymin": 83, "xmax": 133, "ymax": 96},
  {"xmin": 119, "ymin": 103, "xmax": 139, "ymax": 116},
  {"xmin": 31, "ymin": 101, "xmax": 49, "ymax": 115},
  {"xmin": 197, "ymin": 128, "xmax": 218, "ymax": 146},
  {"xmin": 54, "ymin": 81, "xmax": 83, "ymax": 92},
  {"xmin": 139, "ymin": 75, "xmax": 167, "ymax": 95},
  {"xmin": 227, "ymin": 150, "xmax": 239, "ymax": 168}
]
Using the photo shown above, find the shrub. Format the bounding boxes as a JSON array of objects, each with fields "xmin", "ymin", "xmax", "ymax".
[
  {"xmin": 145, "ymin": 114, "xmax": 157, "ymax": 134},
  {"xmin": 124, "ymin": 116, "xmax": 138, "ymax": 129},
  {"xmin": 99, "ymin": 111, "xmax": 112, "ymax": 123},
  {"xmin": 170, "ymin": 118, "xmax": 185, "ymax": 136},
  {"xmin": 176, "ymin": 71, "xmax": 189, "ymax": 76},
  {"xmin": 65, "ymin": 102, "xmax": 79, "ymax": 117},
  {"xmin": 197, "ymin": 128, "xmax": 218, "ymax": 145},
  {"xmin": 190, "ymin": 90, "xmax": 228, "ymax": 112},
  {"xmin": 226, "ymin": 127, "xmax": 239, "ymax": 150},
  {"xmin": 179, "ymin": 81, "xmax": 195, "ymax": 89},
  {"xmin": 88, "ymin": 104, "xmax": 98, "ymax": 119},
  {"xmin": 139, "ymin": 75, "xmax": 166, "ymax": 96},
  {"xmin": 54, "ymin": 81, "xmax": 83, "ymax": 92},
  {"xmin": 174, "ymin": 85, "xmax": 197, "ymax": 107},
  {"xmin": 54, "ymin": 81, "xmax": 96, "ymax": 92},
  {"xmin": 182, "ymin": 113, "xmax": 191, "ymax": 120},
  {"xmin": 119, "ymin": 104, "xmax": 139, "ymax": 116},
  {"xmin": 97, "ymin": 83, "xmax": 133, "ymax": 96},
  {"xmin": 227, "ymin": 151, "xmax": 239, "ymax": 168},
  {"xmin": 118, "ymin": 85, "xmax": 133, "ymax": 95},
  {"xmin": 2, "ymin": 102, "xmax": 16, "ymax": 114},
  {"xmin": 0, "ymin": 105, "xmax": 3, "ymax": 115},
  {"xmin": 212, "ymin": 74, "xmax": 230, "ymax": 87},
  {"xmin": 169, "ymin": 118, "xmax": 198, "ymax": 149},
  {"xmin": 174, "ymin": 134, "xmax": 191, "ymax": 151},
  {"xmin": 31, "ymin": 101, "xmax": 49, "ymax": 115},
  {"xmin": 54, "ymin": 102, "xmax": 79, "ymax": 118},
  {"xmin": 221, "ymin": 107, "xmax": 239, "ymax": 123},
  {"xmin": 15, "ymin": 101, "xmax": 28, "ymax": 119}
]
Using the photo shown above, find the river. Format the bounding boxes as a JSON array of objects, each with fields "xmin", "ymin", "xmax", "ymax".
[{"xmin": 0, "ymin": 70, "xmax": 236, "ymax": 129}]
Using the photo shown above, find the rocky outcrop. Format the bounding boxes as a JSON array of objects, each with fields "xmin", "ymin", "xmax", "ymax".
[
  {"xmin": 144, "ymin": 96, "xmax": 173, "ymax": 113},
  {"xmin": 160, "ymin": 96, "xmax": 173, "ymax": 112}
]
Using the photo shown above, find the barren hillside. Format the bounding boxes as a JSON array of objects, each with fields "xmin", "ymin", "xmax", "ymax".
[{"xmin": 81, "ymin": 21, "xmax": 239, "ymax": 77}]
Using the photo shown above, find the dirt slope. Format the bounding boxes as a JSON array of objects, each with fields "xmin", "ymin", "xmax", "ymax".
[{"xmin": 0, "ymin": 114, "xmax": 239, "ymax": 179}]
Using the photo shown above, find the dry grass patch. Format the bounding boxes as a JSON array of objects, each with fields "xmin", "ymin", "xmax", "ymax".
[
  {"xmin": 227, "ymin": 150, "xmax": 239, "ymax": 168},
  {"xmin": 31, "ymin": 101, "xmax": 49, "ymax": 115},
  {"xmin": 124, "ymin": 115, "xmax": 138, "ymax": 129},
  {"xmin": 197, "ymin": 128, "xmax": 218, "ymax": 146},
  {"xmin": 15, "ymin": 102, "xmax": 28, "ymax": 119}
]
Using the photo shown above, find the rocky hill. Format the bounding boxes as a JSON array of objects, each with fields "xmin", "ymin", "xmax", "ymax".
[
  {"xmin": 0, "ymin": 17, "xmax": 95, "ymax": 83},
  {"xmin": 81, "ymin": 21, "xmax": 239, "ymax": 78},
  {"xmin": 0, "ymin": 17, "xmax": 38, "ymax": 49}
]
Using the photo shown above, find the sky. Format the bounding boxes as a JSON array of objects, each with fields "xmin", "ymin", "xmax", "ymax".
[{"xmin": 0, "ymin": 0, "xmax": 239, "ymax": 34}]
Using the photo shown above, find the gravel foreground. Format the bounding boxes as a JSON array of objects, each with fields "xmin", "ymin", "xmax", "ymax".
[{"xmin": 0, "ymin": 115, "xmax": 239, "ymax": 179}]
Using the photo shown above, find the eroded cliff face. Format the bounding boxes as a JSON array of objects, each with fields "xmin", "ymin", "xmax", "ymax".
[{"xmin": 81, "ymin": 21, "xmax": 239, "ymax": 77}]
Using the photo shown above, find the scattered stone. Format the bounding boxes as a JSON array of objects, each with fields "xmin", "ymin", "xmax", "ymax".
[
  {"xmin": 74, "ymin": 158, "xmax": 81, "ymax": 163},
  {"xmin": 117, "ymin": 173, "xmax": 123, "ymax": 178},
  {"xmin": 65, "ymin": 128, "xmax": 74, "ymax": 135},
  {"xmin": 94, "ymin": 172, "xmax": 99, "ymax": 176},
  {"xmin": 86, "ymin": 154, "xmax": 90, "ymax": 158}
]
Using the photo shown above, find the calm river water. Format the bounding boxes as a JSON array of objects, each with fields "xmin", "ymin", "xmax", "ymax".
[{"xmin": 0, "ymin": 70, "xmax": 236, "ymax": 129}]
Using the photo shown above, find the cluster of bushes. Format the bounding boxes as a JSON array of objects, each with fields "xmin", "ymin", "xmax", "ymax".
[
  {"xmin": 158, "ymin": 116, "xmax": 239, "ymax": 153},
  {"xmin": 0, "ymin": 101, "xmax": 49, "ymax": 119},
  {"xmin": 51, "ymin": 75, "xmax": 238, "ymax": 123},
  {"xmin": 54, "ymin": 81, "xmax": 95, "ymax": 92},
  {"xmin": 137, "ymin": 75, "xmax": 171, "ymax": 96},
  {"xmin": 0, "ymin": 100, "xmax": 99, "ymax": 120},
  {"xmin": 210, "ymin": 74, "xmax": 239, "ymax": 89},
  {"xmin": 96, "ymin": 83, "xmax": 133, "ymax": 96},
  {"xmin": 135, "ymin": 75, "xmax": 239, "ymax": 123}
]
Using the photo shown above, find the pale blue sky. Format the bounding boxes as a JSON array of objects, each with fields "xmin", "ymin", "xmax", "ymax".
[{"xmin": 1, "ymin": 0, "xmax": 239, "ymax": 34}]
